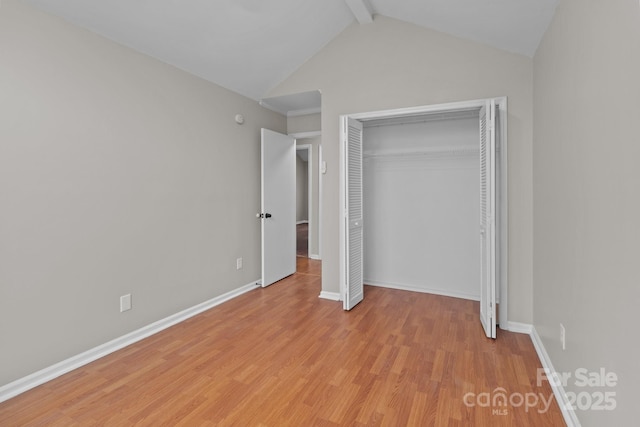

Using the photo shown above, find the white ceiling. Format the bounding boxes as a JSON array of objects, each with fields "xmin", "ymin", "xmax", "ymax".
[{"xmin": 23, "ymin": 0, "xmax": 558, "ymax": 101}]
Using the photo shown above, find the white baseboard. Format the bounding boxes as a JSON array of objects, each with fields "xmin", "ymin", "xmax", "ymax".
[
  {"xmin": 492, "ymin": 321, "xmax": 580, "ymax": 426},
  {"xmin": 364, "ymin": 279, "xmax": 480, "ymax": 302},
  {"xmin": 318, "ymin": 291, "xmax": 341, "ymax": 301},
  {"xmin": 503, "ymin": 321, "xmax": 533, "ymax": 334},
  {"xmin": 309, "ymin": 254, "xmax": 321, "ymax": 260},
  {"xmin": 530, "ymin": 327, "xmax": 581, "ymax": 427},
  {"xmin": 0, "ymin": 279, "xmax": 261, "ymax": 404}
]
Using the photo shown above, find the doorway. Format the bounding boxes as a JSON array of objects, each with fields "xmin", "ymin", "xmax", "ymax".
[
  {"xmin": 339, "ymin": 98, "xmax": 508, "ymax": 336},
  {"xmin": 291, "ymin": 134, "xmax": 322, "ymax": 261},
  {"xmin": 260, "ymin": 91, "xmax": 323, "ymax": 286}
]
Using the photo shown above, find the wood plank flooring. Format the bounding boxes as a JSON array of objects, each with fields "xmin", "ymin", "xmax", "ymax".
[
  {"xmin": 297, "ymin": 223, "xmax": 308, "ymax": 258},
  {"xmin": 0, "ymin": 258, "xmax": 565, "ymax": 426}
]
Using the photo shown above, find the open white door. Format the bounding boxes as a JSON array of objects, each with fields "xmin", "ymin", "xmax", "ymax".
[
  {"xmin": 261, "ymin": 129, "xmax": 296, "ymax": 287},
  {"xmin": 343, "ymin": 117, "xmax": 364, "ymax": 310},
  {"xmin": 479, "ymin": 101, "xmax": 497, "ymax": 338}
]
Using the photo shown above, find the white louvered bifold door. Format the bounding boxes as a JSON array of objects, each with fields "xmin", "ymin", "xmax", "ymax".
[
  {"xmin": 344, "ymin": 118, "xmax": 364, "ymax": 310},
  {"xmin": 479, "ymin": 101, "xmax": 497, "ymax": 338}
]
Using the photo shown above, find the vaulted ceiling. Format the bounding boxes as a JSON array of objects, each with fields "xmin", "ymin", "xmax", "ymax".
[{"xmin": 23, "ymin": 0, "xmax": 558, "ymax": 101}]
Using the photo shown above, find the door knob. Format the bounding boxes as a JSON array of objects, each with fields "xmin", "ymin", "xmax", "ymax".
[{"xmin": 265, "ymin": 213, "xmax": 272, "ymax": 218}]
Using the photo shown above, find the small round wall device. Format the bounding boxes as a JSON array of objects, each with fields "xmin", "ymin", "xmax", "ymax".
[{"xmin": 235, "ymin": 114, "xmax": 245, "ymax": 125}]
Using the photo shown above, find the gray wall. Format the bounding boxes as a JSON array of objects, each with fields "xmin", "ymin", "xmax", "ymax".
[
  {"xmin": 533, "ymin": 0, "xmax": 640, "ymax": 425},
  {"xmin": 0, "ymin": 0, "xmax": 286, "ymax": 386},
  {"xmin": 288, "ymin": 113, "xmax": 321, "ymax": 135},
  {"xmin": 269, "ymin": 15, "xmax": 534, "ymax": 323}
]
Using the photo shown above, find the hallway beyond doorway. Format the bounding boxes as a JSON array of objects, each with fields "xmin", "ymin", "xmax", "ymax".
[{"xmin": 297, "ymin": 222, "xmax": 309, "ymax": 257}]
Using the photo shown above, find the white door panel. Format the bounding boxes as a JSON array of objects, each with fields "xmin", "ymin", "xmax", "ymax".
[
  {"xmin": 344, "ymin": 118, "xmax": 364, "ymax": 310},
  {"xmin": 261, "ymin": 129, "xmax": 296, "ymax": 287}
]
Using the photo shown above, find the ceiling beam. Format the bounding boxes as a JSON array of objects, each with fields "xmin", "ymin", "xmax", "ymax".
[{"xmin": 344, "ymin": 0, "xmax": 374, "ymax": 24}]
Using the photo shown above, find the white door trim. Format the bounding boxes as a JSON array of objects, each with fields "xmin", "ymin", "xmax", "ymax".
[
  {"xmin": 496, "ymin": 97, "xmax": 508, "ymax": 327},
  {"xmin": 347, "ymin": 98, "xmax": 490, "ymax": 121},
  {"xmin": 317, "ymin": 144, "xmax": 323, "ymax": 260}
]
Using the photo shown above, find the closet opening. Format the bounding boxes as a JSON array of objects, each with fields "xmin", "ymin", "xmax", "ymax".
[{"xmin": 339, "ymin": 98, "xmax": 507, "ymax": 337}]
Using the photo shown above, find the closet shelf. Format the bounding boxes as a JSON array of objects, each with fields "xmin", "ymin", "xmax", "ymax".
[{"xmin": 363, "ymin": 145, "xmax": 480, "ymax": 159}]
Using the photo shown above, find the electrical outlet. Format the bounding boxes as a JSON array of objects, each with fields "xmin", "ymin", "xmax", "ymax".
[
  {"xmin": 120, "ymin": 294, "xmax": 132, "ymax": 312},
  {"xmin": 560, "ymin": 323, "xmax": 566, "ymax": 350},
  {"xmin": 236, "ymin": 257, "xmax": 243, "ymax": 270}
]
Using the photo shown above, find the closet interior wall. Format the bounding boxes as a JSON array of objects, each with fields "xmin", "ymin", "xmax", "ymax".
[{"xmin": 362, "ymin": 112, "xmax": 481, "ymax": 300}]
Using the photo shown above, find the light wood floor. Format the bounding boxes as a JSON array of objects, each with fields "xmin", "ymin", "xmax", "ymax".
[
  {"xmin": 0, "ymin": 259, "xmax": 565, "ymax": 426},
  {"xmin": 297, "ymin": 223, "xmax": 308, "ymax": 258}
]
